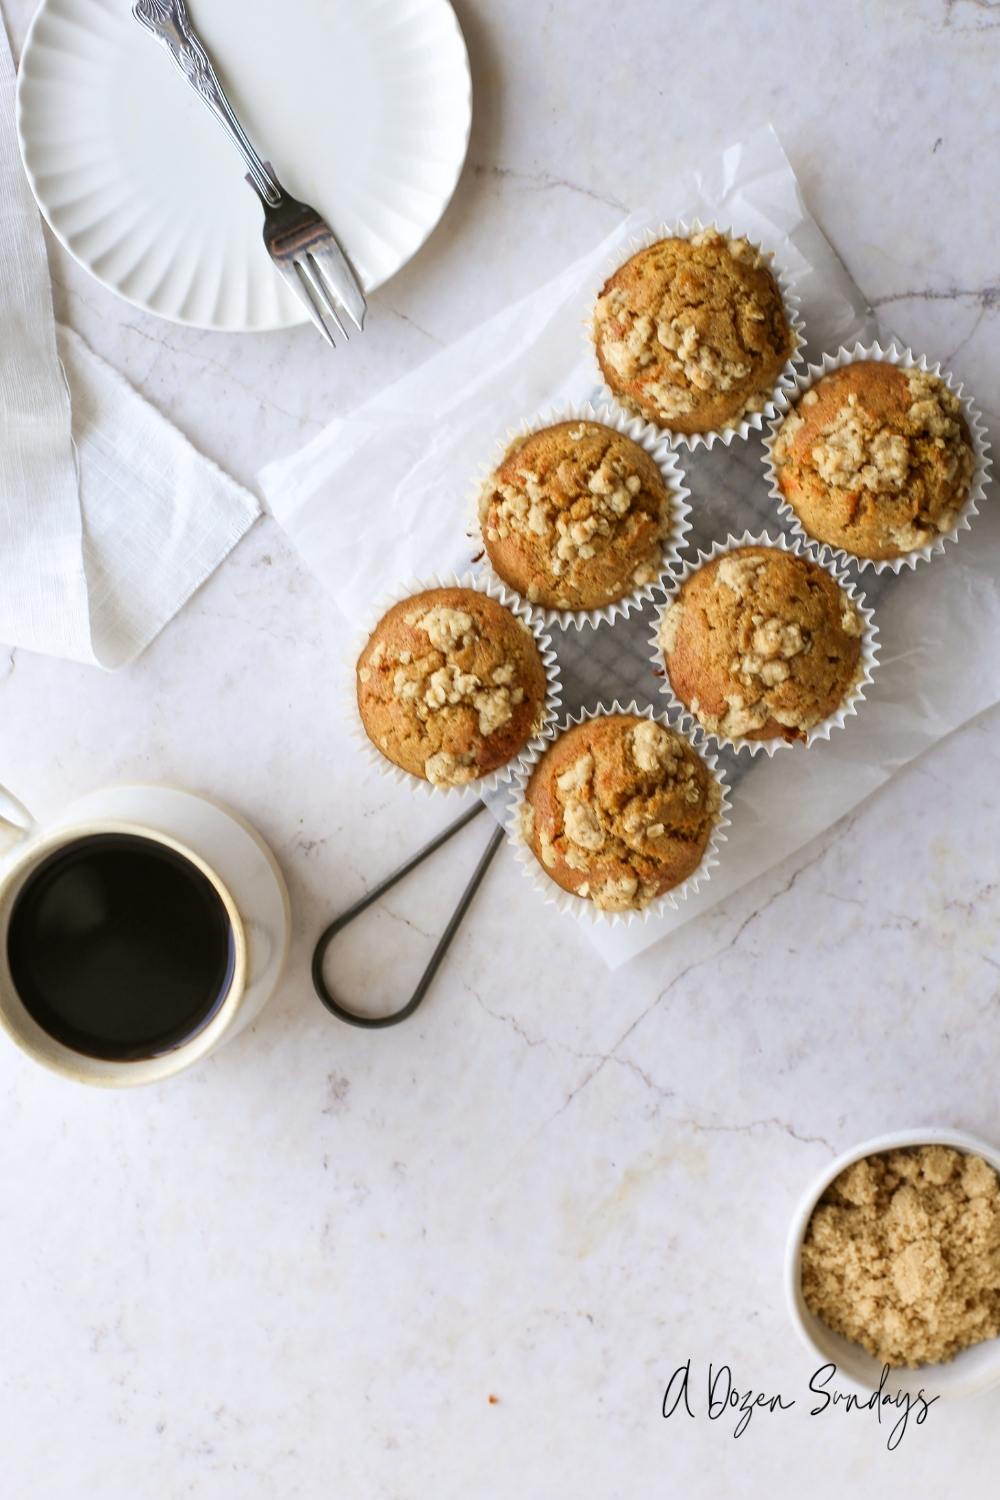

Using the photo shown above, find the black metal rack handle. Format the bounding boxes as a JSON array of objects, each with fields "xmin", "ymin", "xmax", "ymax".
[{"xmin": 311, "ymin": 801, "xmax": 505, "ymax": 1029}]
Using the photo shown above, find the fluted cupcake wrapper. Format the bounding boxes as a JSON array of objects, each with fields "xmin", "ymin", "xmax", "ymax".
[
  {"xmin": 348, "ymin": 571, "xmax": 563, "ymax": 799},
  {"xmin": 505, "ymin": 700, "xmax": 731, "ymax": 928},
  {"xmin": 468, "ymin": 399, "xmax": 692, "ymax": 632},
  {"xmin": 648, "ymin": 529, "xmax": 880, "ymax": 758},
  {"xmin": 762, "ymin": 341, "xmax": 993, "ymax": 575},
  {"xmin": 586, "ymin": 218, "xmax": 807, "ymax": 452}
]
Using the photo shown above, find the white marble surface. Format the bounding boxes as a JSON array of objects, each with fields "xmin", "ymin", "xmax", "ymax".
[{"xmin": 2, "ymin": 0, "xmax": 1000, "ymax": 1494}]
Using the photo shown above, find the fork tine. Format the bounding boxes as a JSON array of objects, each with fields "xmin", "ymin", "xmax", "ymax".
[
  {"xmin": 304, "ymin": 252, "xmax": 350, "ymax": 343},
  {"xmin": 309, "ymin": 242, "xmax": 366, "ymax": 333},
  {"xmin": 291, "ymin": 259, "xmax": 339, "ymax": 347},
  {"xmin": 274, "ymin": 258, "xmax": 335, "ymax": 346}
]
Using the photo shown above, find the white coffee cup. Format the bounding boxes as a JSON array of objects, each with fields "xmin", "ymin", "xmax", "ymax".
[{"xmin": 0, "ymin": 783, "xmax": 290, "ymax": 1087}]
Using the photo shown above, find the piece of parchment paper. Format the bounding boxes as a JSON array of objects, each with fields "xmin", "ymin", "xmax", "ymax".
[{"xmin": 260, "ymin": 125, "xmax": 997, "ymax": 969}]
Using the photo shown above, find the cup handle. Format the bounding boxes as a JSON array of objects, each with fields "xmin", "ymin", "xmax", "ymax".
[{"xmin": 0, "ymin": 785, "xmax": 35, "ymax": 859}]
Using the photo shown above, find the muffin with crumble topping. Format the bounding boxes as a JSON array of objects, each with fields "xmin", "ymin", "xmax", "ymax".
[
  {"xmin": 478, "ymin": 418, "xmax": 677, "ymax": 612},
  {"xmin": 356, "ymin": 587, "xmax": 549, "ymax": 787},
  {"xmin": 592, "ymin": 229, "xmax": 795, "ymax": 435},
  {"xmin": 658, "ymin": 545, "xmax": 866, "ymax": 745},
  {"xmin": 519, "ymin": 713, "xmax": 721, "ymax": 912},
  {"xmin": 770, "ymin": 360, "xmax": 976, "ymax": 561}
]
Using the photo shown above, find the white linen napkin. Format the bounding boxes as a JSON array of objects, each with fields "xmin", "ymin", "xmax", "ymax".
[{"xmin": 0, "ymin": 20, "xmax": 259, "ymax": 667}]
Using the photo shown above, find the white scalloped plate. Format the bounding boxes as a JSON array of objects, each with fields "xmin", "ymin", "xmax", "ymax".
[{"xmin": 16, "ymin": 0, "xmax": 472, "ymax": 331}]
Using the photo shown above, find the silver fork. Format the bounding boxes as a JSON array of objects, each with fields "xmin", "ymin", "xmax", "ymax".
[{"xmin": 133, "ymin": 0, "xmax": 366, "ymax": 344}]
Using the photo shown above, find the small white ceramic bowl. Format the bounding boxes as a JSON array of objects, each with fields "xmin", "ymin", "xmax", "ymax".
[{"xmin": 786, "ymin": 1127, "xmax": 1000, "ymax": 1399}]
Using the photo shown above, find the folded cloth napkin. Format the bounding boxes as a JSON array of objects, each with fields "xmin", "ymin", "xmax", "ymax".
[{"xmin": 0, "ymin": 19, "xmax": 258, "ymax": 667}]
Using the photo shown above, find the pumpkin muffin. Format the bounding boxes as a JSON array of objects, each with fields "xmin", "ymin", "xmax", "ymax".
[
  {"xmin": 520, "ymin": 713, "xmax": 721, "ymax": 912},
  {"xmin": 592, "ymin": 230, "xmax": 795, "ymax": 434},
  {"xmin": 357, "ymin": 588, "xmax": 548, "ymax": 787},
  {"xmin": 659, "ymin": 546, "xmax": 865, "ymax": 744},
  {"xmin": 771, "ymin": 361, "xmax": 976, "ymax": 560},
  {"xmin": 478, "ymin": 419, "xmax": 674, "ymax": 611}
]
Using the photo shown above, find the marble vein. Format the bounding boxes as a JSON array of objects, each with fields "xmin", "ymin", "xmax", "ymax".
[
  {"xmin": 528, "ymin": 811, "xmax": 864, "ymax": 1137},
  {"xmin": 942, "ymin": 0, "xmax": 1000, "ymax": 29},
  {"xmin": 382, "ymin": 304, "xmax": 445, "ymax": 346},
  {"xmin": 870, "ymin": 284, "xmax": 1000, "ymax": 309},
  {"xmin": 472, "ymin": 161, "xmax": 628, "ymax": 213}
]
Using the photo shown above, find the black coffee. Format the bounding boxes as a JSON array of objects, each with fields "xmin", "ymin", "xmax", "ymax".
[{"xmin": 7, "ymin": 833, "xmax": 236, "ymax": 1061}]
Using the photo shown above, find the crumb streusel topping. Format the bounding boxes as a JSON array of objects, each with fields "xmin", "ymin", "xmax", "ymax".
[
  {"xmin": 659, "ymin": 546, "xmax": 864, "ymax": 743},
  {"xmin": 521, "ymin": 713, "xmax": 720, "ymax": 911},
  {"xmin": 479, "ymin": 420, "xmax": 673, "ymax": 610},
  {"xmin": 356, "ymin": 588, "xmax": 548, "ymax": 786},
  {"xmin": 772, "ymin": 362, "xmax": 975, "ymax": 560},
  {"xmin": 592, "ymin": 230, "xmax": 794, "ymax": 434}
]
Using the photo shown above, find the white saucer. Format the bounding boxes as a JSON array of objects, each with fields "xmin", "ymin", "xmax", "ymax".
[{"xmin": 17, "ymin": 0, "xmax": 472, "ymax": 332}]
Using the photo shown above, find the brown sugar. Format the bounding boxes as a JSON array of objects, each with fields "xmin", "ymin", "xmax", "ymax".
[{"xmin": 801, "ymin": 1146, "xmax": 1000, "ymax": 1368}]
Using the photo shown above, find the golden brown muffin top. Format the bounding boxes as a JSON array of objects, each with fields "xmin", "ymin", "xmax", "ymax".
[
  {"xmin": 356, "ymin": 588, "xmax": 548, "ymax": 787},
  {"xmin": 520, "ymin": 713, "xmax": 720, "ymax": 912},
  {"xmin": 592, "ymin": 230, "xmax": 794, "ymax": 434},
  {"xmin": 478, "ymin": 420, "xmax": 672, "ymax": 611},
  {"xmin": 801, "ymin": 1146, "xmax": 1000, "ymax": 1368},
  {"xmin": 659, "ymin": 546, "xmax": 864, "ymax": 743},
  {"xmin": 772, "ymin": 362, "xmax": 975, "ymax": 560}
]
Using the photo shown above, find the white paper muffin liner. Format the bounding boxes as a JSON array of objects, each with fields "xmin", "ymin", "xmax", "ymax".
[
  {"xmin": 349, "ymin": 572, "xmax": 563, "ymax": 798},
  {"xmin": 762, "ymin": 341, "xmax": 993, "ymax": 574},
  {"xmin": 587, "ymin": 218, "xmax": 807, "ymax": 452},
  {"xmin": 505, "ymin": 700, "xmax": 731, "ymax": 928},
  {"xmin": 468, "ymin": 400, "xmax": 692, "ymax": 632},
  {"xmin": 648, "ymin": 530, "xmax": 880, "ymax": 758}
]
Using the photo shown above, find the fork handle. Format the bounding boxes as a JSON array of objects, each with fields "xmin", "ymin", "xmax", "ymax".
[{"xmin": 133, "ymin": 0, "xmax": 282, "ymax": 207}]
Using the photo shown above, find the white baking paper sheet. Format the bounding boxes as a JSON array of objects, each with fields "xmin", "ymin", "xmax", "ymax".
[{"xmin": 260, "ymin": 125, "xmax": 997, "ymax": 969}]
